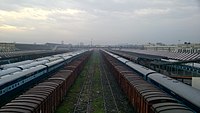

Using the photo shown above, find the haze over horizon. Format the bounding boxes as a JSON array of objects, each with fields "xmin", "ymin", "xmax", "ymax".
[{"xmin": 0, "ymin": 0, "xmax": 200, "ymax": 45}]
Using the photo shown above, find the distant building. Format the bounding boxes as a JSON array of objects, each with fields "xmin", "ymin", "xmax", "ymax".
[
  {"xmin": 15, "ymin": 43, "xmax": 52, "ymax": 51},
  {"xmin": 175, "ymin": 43, "xmax": 200, "ymax": 53},
  {"xmin": 0, "ymin": 42, "xmax": 15, "ymax": 52},
  {"xmin": 45, "ymin": 43, "xmax": 72, "ymax": 50},
  {"xmin": 80, "ymin": 42, "xmax": 84, "ymax": 47},
  {"xmin": 144, "ymin": 43, "xmax": 200, "ymax": 53},
  {"xmin": 115, "ymin": 44, "xmax": 144, "ymax": 50},
  {"xmin": 144, "ymin": 43, "xmax": 176, "ymax": 52}
]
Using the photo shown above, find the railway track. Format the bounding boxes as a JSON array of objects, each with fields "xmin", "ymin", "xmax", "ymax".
[
  {"xmin": 73, "ymin": 52, "xmax": 95, "ymax": 113},
  {"xmin": 99, "ymin": 52, "xmax": 134, "ymax": 113},
  {"xmin": 99, "ymin": 54, "xmax": 120, "ymax": 113}
]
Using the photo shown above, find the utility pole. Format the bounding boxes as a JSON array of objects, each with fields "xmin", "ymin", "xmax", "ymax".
[{"xmin": 90, "ymin": 38, "xmax": 93, "ymax": 47}]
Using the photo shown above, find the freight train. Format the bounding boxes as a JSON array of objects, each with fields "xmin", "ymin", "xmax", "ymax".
[
  {"xmin": 0, "ymin": 50, "xmax": 91, "ymax": 113},
  {"xmin": 103, "ymin": 50, "xmax": 200, "ymax": 113},
  {"xmin": 0, "ymin": 50, "xmax": 88, "ymax": 106}
]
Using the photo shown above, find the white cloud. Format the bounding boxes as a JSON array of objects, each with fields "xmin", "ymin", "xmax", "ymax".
[
  {"xmin": 0, "ymin": 24, "xmax": 35, "ymax": 31},
  {"xmin": 0, "ymin": 7, "xmax": 92, "ymax": 32},
  {"xmin": 0, "ymin": 8, "xmax": 86, "ymax": 21},
  {"xmin": 0, "ymin": 8, "xmax": 47, "ymax": 21},
  {"xmin": 134, "ymin": 8, "xmax": 170, "ymax": 16},
  {"xmin": 0, "ymin": 25, "xmax": 17, "ymax": 30}
]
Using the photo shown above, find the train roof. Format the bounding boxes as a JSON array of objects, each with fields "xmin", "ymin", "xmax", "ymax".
[
  {"xmin": 45, "ymin": 59, "xmax": 64, "ymax": 67},
  {"xmin": 0, "ymin": 108, "xmax": 32, "ymax": 113},
  {"xmin": 18, "ymin": 60, "xmax": 48, "ymax": 69},
  {"xmin": 126, "ymin": 61, "xmax": 156, "ymax": 76},
  {"xmin": 117, "ymin": 57, "xmax": 129, "ymax": 63},
  {"xmin": 20, "ymin": 94, "xmax": 47, "ymax": 99},
  {"xmin": 0, "ymin": 65, "xmax": 46, "ymax": 86},
  {"xmin": 146, "ymin": 96, "xmax": 177, "ymax": 103},
  {"xmin": 1, "ymin": 105, "xmax": 33, "ymax": 112},
  {"xmin": 48, "ymin": 56, "xmax": 62, "ymax": 61},
  {"xmin": 0, "ymin": 68, "xmax": 21, "ymax": 77},
  {"xmin": 0, "ymin": 60, "xmax": 34, "ymax": 69},
  {"xmin": 35, "ymin": 56, "xmax": 51, "ymax": 61},
  {"xmin": 152, "ymin": 102, "xmax": 193, "ymax": 113},
  {"xmin": 62, "ymin": 55, "xmax": 72, "ymax": 60},
  {"xmin": 16, "ymin": 96, "xmax": 43, "ymax": 102},
  {"xmin": 148, "ymin": 73, "xmax": 200, "ymax": 108}
]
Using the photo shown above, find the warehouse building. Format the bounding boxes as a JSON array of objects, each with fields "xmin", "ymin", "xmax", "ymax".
[{"xmin": 0, "ymin": 43, "xmax": 15, "ymax": 52}]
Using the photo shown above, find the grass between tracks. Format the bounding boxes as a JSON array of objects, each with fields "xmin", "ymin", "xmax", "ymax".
[
  {"xmin": 55, "ymin": 51, "xmax": 104, "ymax": 113},
  {"xmin": 91, "ymin": 52, "xmax": 104, "ymax": 113}
]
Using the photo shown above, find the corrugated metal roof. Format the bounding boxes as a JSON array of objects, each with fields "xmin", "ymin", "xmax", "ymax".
[{"xmin": 120, "ymin": 49, "xmax": 200, "ymax": 61}]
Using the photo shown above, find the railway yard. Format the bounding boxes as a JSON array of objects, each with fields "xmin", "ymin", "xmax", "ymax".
[
  {"xmin": 56, "ymin": 50, "xmax": 134, "ymax": 113},
  {"xmin": 0, "ymin": 49, "xmax": 200, "ymax": 113},
  {"xmin": 1, "ymin": 0, "xmax": 200, "ymax": 112}
]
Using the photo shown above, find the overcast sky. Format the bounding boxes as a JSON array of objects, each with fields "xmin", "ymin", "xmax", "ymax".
[{"xmin": 0, "ymin": 0, "xmax": 200, "ymax": 45}]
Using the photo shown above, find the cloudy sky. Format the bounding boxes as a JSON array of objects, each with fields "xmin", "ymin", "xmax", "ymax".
[{"xmin": 0, "ymin": 0, "xmax": 199, "ymax": 45}]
